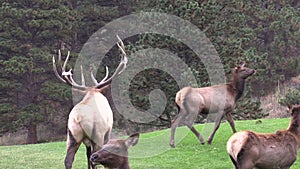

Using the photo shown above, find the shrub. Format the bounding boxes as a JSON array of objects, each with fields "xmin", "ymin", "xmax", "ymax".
[{"xmin": 279, "ymin": 84, "xmax": 300, "ymax": 107}]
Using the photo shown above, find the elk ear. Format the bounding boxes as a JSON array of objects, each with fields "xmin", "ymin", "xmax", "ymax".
[
  {"xmin": 292, "ymin": 105, "xmax": 300, "ymax": 114},
  {"xmin": 287, "ymin": 104, "xmax": 295, "ymax": 114},
  {"xmin": 125, "ymin": 133, "xmax": 140, "ymax": 148},
  {"xmin": 287, "ymin": 104, "xmax": 293, "ymax": 110},
  {"xmin": 240, "ymin": 61, "xmax": 246, "ymax": 67},
  {"xmin": 234, "ymin": 66, "xmax": 240, "ymax": 72}
]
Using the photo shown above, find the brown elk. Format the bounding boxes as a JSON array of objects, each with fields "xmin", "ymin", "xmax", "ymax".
[
  {"xmin": 53, "ymin": 35, "xmax": 127, "ymax": 169},
  {"xmin": 90, "ymin": 133, "xmax": 140, "ymax": 169},
  {"xmin": 170, "ymin": 62, "xmax": 255, "ymax": 147},
  {"xmin": 227, "ymin": 105, "xmax": 300, "ymax": 169}
]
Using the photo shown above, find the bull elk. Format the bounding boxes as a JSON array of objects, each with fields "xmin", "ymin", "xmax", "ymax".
[
  {"xmin": 170, "ymin": 62, "xmax": 255, "ymax": 147},
  {"xmin": 53, "ymin": 35, "xmax": 128, "ymax": 169},
  {"xmin": 90, "ymin": 133, "xmax": 140, "ymax": 169},
  {"xmin": 227, "ymin": 105, "xmax": 300, "ymax": 169}
]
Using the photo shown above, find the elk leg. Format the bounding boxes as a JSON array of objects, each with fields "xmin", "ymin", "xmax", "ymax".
[
  {"xmin": 170, "ymin": 114, "xmax": 183, "ymax": 148},
  {"xmin": 104, "ymin": 129, "xmax": 111, "ymax": 144},
  {"xmin": 90, "ymin": 142, "xmax": 99, "ymax": 169},
  {"xmin": 207, "ymin": 112, "xmax": 224, "ymax": 144},
  {"xmin": 226, "ymin": 112, "xmax": 237, "ymax": 133},
  {"xmin": 189, "ymin": 126, "xmax": 205, "ymax": 145},
  {"xmin": 86, "ymin": 146, "xmax": 92, "ymax": 169},
  {"xmin": 65, "ymin": 130, "xmax": 81, "ymax": 169},
  {"xmin": 229, "ymin": 155, "xmax": 239, "ymax": 169}
]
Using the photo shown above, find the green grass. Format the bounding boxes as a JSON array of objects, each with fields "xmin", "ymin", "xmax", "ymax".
[{"xmin": 1, "ymin": 118, "xmax": 299, "ymax": 169}]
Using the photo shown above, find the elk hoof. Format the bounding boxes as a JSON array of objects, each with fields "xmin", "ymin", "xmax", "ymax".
[
  {"xmin": 170, "ymin": 143, "xmax": 175, "ymax": 148},
  {"xmin": 199, "ymin": 138, "xmax": 205, "ymax": 145}
]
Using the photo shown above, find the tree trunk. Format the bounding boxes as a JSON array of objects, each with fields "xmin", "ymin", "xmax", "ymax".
[{"xmin": 26, "ymin": 124, "xmax": 38, "ymax": 144}]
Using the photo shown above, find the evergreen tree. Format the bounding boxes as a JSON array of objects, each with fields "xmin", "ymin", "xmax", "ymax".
[
  {"xmin": 0, "ymin": 0, "xmax": 74, "ymax": 143},
  {"xmin": 0, "ymin": 0, "xmax": 124, "ymax": 144},
  {"xmin": 124, "ymin": 0, "xmax": 299, "ymax": 124}
]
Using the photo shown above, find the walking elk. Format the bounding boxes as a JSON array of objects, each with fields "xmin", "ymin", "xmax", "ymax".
[
  {"xmin": 170, "ymin": 62, "xmax": 255, "ymax": 147},
  {"xmin": 53, "ymin": 35, "xmax": 127, "ymax": 169},
  {"xmin": 227, "ymin": 105, "xmax": 300, "ymax": 169},
  {"xmin": 90, "ymin": 133, "xmax": 140, "ymax": 169}
]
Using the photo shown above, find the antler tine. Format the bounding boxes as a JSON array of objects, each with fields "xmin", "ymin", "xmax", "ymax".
[
  {"xmin": 58, "ymin": 49, "xmax": 62, "ymax": 70},
  {"xmin": 80, "ymin": 65, "xmax": 86, "ymax": 87},
  {"xmin": 68, "ymin": 72, "xmax": 84, "ymax": 88},
  {"xmin": 62, "ymin": 51, "xmax": 70, "ymax": 71},
  {"xmin": 116, "ymin": 35, "xmax": 127, "ymax": 60},
  {"xmin": 90, "ymin": 66, "xmax": 98, "ymax": 85},
  {"xmin": 90, "ymin": 65, "xmax": 109, "ymax": 86},
  {"xmin": 62, "ymin": 69, "xmax": 77, "ymax": 86},
  {"xmin": 99, "ymin": 66, "xmax": 109, "ymax": 84},
  {"xmin": 115, "ymin": 35, "xmax": 127, "ymax": 75},
  {"xmin": 53, "ymin": 55, "xmax": 67, "ymax": 83},
  {"xmin": 52, "ymin": 50, "xmax": 88, "ymax": 90}
]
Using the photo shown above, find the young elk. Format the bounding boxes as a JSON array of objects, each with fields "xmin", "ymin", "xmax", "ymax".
[
  {"xmin": 227, "ymin": 105, "xmax": 300, "ymax": 169},
  {"xmin": 170, "ymin": 62, "xmax": 255, "ymax": 147},
  {"xmin": 53, "ymin": 36, "xmax": 127, "ymax": 169},
  {"xmin": 90, "ymin": 133, "xmax": 140, "ymax": 169}
]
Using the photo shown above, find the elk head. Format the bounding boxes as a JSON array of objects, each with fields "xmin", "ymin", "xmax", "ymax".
[
  {"xmin": 90, "ymin": 133, "xmax": 140, "ymax": 169},
  {"xmin": 233, "ymin": 62, "xmax": 256, "ymax": 79}
]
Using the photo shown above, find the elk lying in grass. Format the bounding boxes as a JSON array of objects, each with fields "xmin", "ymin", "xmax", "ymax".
[
  {"xmin": 227, "ymin": 105, "xmax": 300, "ymax": 169},
  {"xmin": 90, "ymin": 133, "xmax": 140, "ymax": 169},
  {"xmin": 53, "ymin": 35, "xmax": 127, "ymax": 169},
  {"xmin": 170, "ymin": 62, "xmax": 255, "ymax": 147}
]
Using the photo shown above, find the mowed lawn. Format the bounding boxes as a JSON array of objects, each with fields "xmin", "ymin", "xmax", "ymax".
[{"xmin": 1, "ymin": 118, "xmax": 300, "ymax": 169}]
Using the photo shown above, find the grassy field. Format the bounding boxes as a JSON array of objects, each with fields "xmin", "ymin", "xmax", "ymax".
[{"xmin": 1, "ymin": 118, "xmax": 299, "ymax": 169}]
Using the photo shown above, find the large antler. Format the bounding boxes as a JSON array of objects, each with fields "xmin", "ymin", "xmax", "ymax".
[
  {"xmin": 53, "ymin": 35, "xmax": 128, "ymax": 90},
  {"xmin": 91, "ymin": 35, "xmax": 128, "ymax": 89}
]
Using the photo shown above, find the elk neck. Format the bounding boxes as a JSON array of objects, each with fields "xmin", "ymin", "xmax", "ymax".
[
  {"xmin": 106, "ymin": 159, "xmax": 130, "ymax": 169},
  {"xmin": 79, "ymin": 89, "xmax": 99, "ymax": 105},
  {"xmin": 119, "ymin": 161, "xmax": 130, "ymax": 169},
  {"xmin": 230, "ymin": 75, "xmax": 246, "ymax": 101},
  {"xmin": 119, "ymin": 160, "xmax": 130, "ymax": 169},
  {"xmin": 287, "ymin": 115, "xmax": 300, "ymax": 137}
]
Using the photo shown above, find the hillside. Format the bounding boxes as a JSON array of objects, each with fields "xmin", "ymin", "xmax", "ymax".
[{"xmin": 1, "ymin": 118, "xmax": 299, "ymax": 169}]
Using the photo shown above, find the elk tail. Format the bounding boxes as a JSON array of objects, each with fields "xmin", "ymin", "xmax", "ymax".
[
  {"xmin": 227, "ymin": 131, "xmax": 249, "ymax": 166},
  {"xmin": 175, "ymin": 91, "xmax": 182, "ymax": 115}
]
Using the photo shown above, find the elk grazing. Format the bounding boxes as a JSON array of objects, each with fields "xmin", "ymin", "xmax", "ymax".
[
  {"xmin": 90, "ymin": 133, "xmax": 139, "ymax": 169},
  {"xmin": 170, "ymin": 62, "xmax": 255, "ymax": 147},
  {"xmin": 227, "ymin": 105, "xmax": 300, "ymax": 169},
  {"xmin": 53, "ymin": 35, "xmax": 128, "ymax": 169}
]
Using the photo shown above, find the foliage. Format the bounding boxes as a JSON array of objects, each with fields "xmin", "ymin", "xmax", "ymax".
[
  {"xmin": 126, "ymin": 0, "xmax": 290, "ymax": 124},
  {"xmin": 0, "ymin": 0, "xmax": 118, "ymax": 143},
  {"xmin": 279, "ymin": 83, "xmax": 300, "ymax": 107},
  {"xmin": 233, "ymin": 96, "xmax": 266, "ymax": 120},
  {"xmin": 0, "ymin": 1, "xmax": 70, "ymax": 139}
]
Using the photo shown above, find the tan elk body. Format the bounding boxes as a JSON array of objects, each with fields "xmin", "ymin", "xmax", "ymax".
[
  {"xmin": 67, "ymin": 88, "xmax": 113, "ymax": 149},
  {"xmin": 53, "ymin": 36, "xmax": 127, "ymax": 169},
  {"xmin": 170, "ymin": 62, "xmax": 255, "ymax": 147},
  {"xmin": 227, "ymin": 105, "xmax": 300, "ymax": 169}
]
